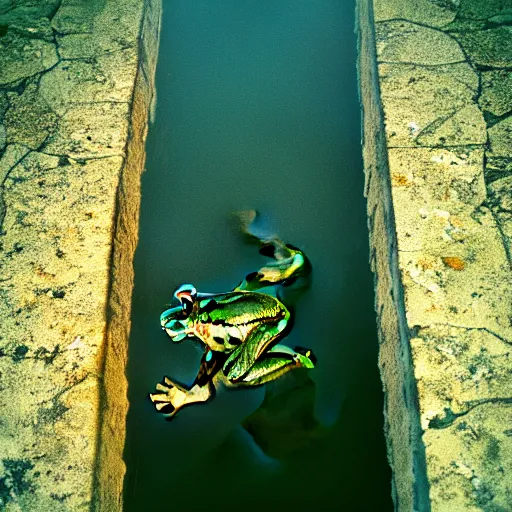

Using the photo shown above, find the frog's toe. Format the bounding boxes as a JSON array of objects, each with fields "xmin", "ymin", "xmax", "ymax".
[
  {"xmin": 149, "ymin": 377, "xmax": 184, "ymax": 417},
  {"xmin": 293, "ymin": 346, "xmax": 316, "ymax": 369},
  {"xmin": 153, "ymin": 400, "xmax": 174, "ymax": 413},
  {"xmin": 153, "ymin": 399, "xmax": 177, "ymax": 418},
  {"xmin": 149, "ymin": 389, "xmax": 180, "ymax": 419},
  {"xmin": 151, "ymin": 392, "xmax": 169, "ymax": 401}
]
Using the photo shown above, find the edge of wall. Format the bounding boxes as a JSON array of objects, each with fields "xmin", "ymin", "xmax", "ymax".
[
  {"xmin": 94, "ymin": 0, "xmax": 162, "ymax": 510},
  {"xmin": 356, "ymin": 1, "xmax": 431, "ymax": 510}
]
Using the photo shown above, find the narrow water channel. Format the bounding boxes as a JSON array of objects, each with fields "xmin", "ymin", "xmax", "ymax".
[{"xmin": 123, "ymin": 1, "xmax": 392, "ymax": 510}]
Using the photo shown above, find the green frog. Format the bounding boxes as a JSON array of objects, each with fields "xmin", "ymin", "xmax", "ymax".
[{"xmin": 150, "ymin": 211, "xmax": 316, "ymax": 419}]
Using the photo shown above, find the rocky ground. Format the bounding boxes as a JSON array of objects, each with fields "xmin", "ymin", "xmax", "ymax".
[
  {"xmin": 363, "ymin": 0, "xmax": 512, "ymax": 510},
  {"xmin": 0, "ymin": 1, "xmax": 159, "ymax": 510}
]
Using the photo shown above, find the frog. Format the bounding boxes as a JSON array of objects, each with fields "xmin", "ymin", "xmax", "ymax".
[{"xmin": 149, "ymin": 210, "xmax": 316, "ymax": 419}]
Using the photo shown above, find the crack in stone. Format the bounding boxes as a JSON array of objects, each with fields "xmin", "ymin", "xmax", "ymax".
[
  {"xmin": 47, "ymin": 0, "xmax": 63, "ymax": 23},
  {"xmin": 416, "ymin": 322, "xmax": 512, "ymax": 346},
  {"xmin": 0, "ymin": 134, "xmax": 53, "ymax": 233},
  {"xmin": 415, "ymin": 107, "xmax": 460, "ymax": 142},
  {"xmin": 485, "ymin": 167, "xmax": 512, "ymax": 185},
  {"xmin": 376, "ymin": 17, "xmax": 472, "ymax": 57},
  {"xmin": 70, "ymin": 101, "xmax": 130, "ymax": 106},
  {"xmin": 476, "ymin": 64, "xmax": 512, "ymax": 72},
  {"xmin": 37, "ymin": 151, "xmax": 125, "ymax": 162},
  {"xmin": 0, "ymin": 148, "xmax": 32, "ymax": 232},
  {"xmin": 378, "ymin": 59, "xmax": 468, "ymax": 67},
  {"xmin": 1, "ymin": 42, "xmax": 135, "ymax": 94},
  {"xmin": 482, "ymin": 151, "xmax": 512, "ymax": 269},
  {"xmin": 441, "ymin": 24, "xmax": 510, "ymax": 272},
  {"xmin": 388, "ymin": 143, "xmax": 486, "ymax": 149},
  {"xmin": 378, "ymin": 17, "xmax": 492, "ymax": 97},
  {"xmin": 39, "ymin": 374, "xmax": 91, "ymax": 406},
  {"xmin": 0, "ymin": 79, "xmax": 28, "ymax": 95},
  {"xmin": 1, "ymin": 60, "xmax": 61, "ymax": 93},
  {"xmin": 447, "ymin": 18, "xmax": 512, "ymax": 33},
  {"xmin": 484, "ymin": 109, "xmax": 512, "ymax": 129},
  {"xmin": 51, "ymin": 28, "xmax": 62, "ymax": 60},
  {"xmin": 428, "ymin": 397, "xmax": 512, "ymax": 429}
]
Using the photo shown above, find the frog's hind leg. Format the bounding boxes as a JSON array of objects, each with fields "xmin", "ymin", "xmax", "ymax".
[
  {"xmin": 223, "ymin": 315, "xmax": 290, "ymax": 382},
  {"xmin": 233, "ymin": 345, "xmax": 316, "ymax": 387},
  {"xmin": 234, "ymin": 210, "xmax": 311, "ymax": 292}
]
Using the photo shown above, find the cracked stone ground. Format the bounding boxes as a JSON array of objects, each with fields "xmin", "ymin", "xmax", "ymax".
[
  {"xmin": 371, "ymin": 0, "xmax": 512, "ymax": 510},
  {"xmin": 0, "ymin": 0, "xmax": 158, "ymax": 510}
]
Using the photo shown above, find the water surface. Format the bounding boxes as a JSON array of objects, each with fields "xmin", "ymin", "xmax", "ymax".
[{"xmin": 124, "ymin": 1, "xmax": 392, "ymax": 510}]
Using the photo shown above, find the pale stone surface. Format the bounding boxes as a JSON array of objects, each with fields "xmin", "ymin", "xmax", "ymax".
[
  {"xmin": 379, "ymin": 62, "xmax": 486, "ymax": 147},
  {"xmin": 39, "ymin": 49, "xmax": 139, "ymax": 115},
  {"xmin": 376, "ymin": 21, "xmax": 465, "ymax": 65},
  {"xmin": 411, "ymin": 325, "xmax": 511, "ymax": 426},
  {"xmin": 0, "ymin": 0, "xmax": 161, "ymax": 510},
  {"xmin": 5, "ymin": 80, "xmax": 59, "ymax": 149},
  {"xmin": 43, "ymin": 102, "xmax": 131, "ymax": 159},
  {"xmin": 424, "ymin": 403, "xmax": 512, "ymax": 511},
  {"xmin": 361, "ymin": 0, "xmax": 512, "ymax": 510},
  {"xmin": 373, "ymin": 0, "xmax": 457, "ymax": 28}
]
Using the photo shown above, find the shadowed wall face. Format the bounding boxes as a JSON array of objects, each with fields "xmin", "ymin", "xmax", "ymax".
[{"xmin": 124, "ymin": 1, "xmax": 392, "ymax": 510}]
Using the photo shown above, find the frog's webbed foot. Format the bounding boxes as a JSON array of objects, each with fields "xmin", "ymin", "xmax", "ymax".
[
  {"xmin": 149, "ymin": 376, "xmax": 214, "ymax": 419},
  {"xmin": 234, "ymin": 210, "xmax": 311, "ymax": 292},
  {"xmin": 235, "ymin": 209, "xmax": 277, "ymax": 244}
]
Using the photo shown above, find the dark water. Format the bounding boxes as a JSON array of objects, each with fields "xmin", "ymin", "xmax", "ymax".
[{"xmin": 123, "ymin": 1, "xmax": 392, "ymax": 510}]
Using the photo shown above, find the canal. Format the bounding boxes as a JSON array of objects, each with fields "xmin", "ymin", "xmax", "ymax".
[{"xmin": 123, "ymin": 1, "xmax": 393, "ymax": 510}]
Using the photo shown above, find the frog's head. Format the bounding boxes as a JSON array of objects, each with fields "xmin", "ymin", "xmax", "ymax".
[{"xmin": 160, "ymin": 284, "xmax": 197, "ymax": 342}]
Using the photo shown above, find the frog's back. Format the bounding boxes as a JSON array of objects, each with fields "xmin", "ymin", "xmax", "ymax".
[{"xmin": 204, "ymin": 291, "xmax": 288, "ymax": 326}]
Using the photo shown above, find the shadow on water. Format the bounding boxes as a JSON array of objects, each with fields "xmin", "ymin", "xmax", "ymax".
[{"xmin": 123, "ymin": 1, "xmax": 393, "ymax": 510}]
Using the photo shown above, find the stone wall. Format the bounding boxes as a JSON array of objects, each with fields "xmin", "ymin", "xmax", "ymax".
[
  {"xmin": 358, "ymin": 0, "xmax": 512, "ymax": 510},
  {"xmin": 0, "ymin": 0, "xmax": 161, "ymax": 510}
]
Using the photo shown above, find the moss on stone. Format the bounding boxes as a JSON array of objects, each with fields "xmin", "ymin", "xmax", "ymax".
[
  {"xmin": 455, "ymin": 27, "xmax": 512, "ymax": 69},
  {"xmin": 480, "ymin": 70, "xmax": 512, "ymax": 118}
]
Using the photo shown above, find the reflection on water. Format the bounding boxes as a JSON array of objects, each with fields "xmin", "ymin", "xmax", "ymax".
[{"xmin": 123, "ymin": 0, "xmax": 392, "ymax": 510}]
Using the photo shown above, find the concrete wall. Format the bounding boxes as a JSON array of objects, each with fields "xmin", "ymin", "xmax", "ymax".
[
  {"xmin": 0, "ymin": 0, "xmax": 161, "ymax": 510},
  {"xmin": 358, "ymin": 0, "xmax": 512, "ymax": 510}
]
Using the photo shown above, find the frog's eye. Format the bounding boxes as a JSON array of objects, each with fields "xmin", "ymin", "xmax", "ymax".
[
  {"xmin": 174, "ymin": 284, "xmax": 197, "ymax": 317},
  {"xmin": 174, "ymin": 284, "xmax": 197, "ymax": 302},
  {"xmin": 181, "ymin": 297, "xmax": 193, "ymax": 317}
]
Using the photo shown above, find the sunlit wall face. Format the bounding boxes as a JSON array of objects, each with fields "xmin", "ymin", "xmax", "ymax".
[{"xmin": 123, "ymin": 1, "xmax": 392, "ymax": 510}]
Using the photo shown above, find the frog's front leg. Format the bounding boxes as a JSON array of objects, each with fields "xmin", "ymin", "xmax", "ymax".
[
  {"xmin": 149, "ymin": 349, "xmax": 222, "ymax": 418},
  {"xmin": 149, "ymin": 377, "xmax": 213, "ymax": 418}
]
